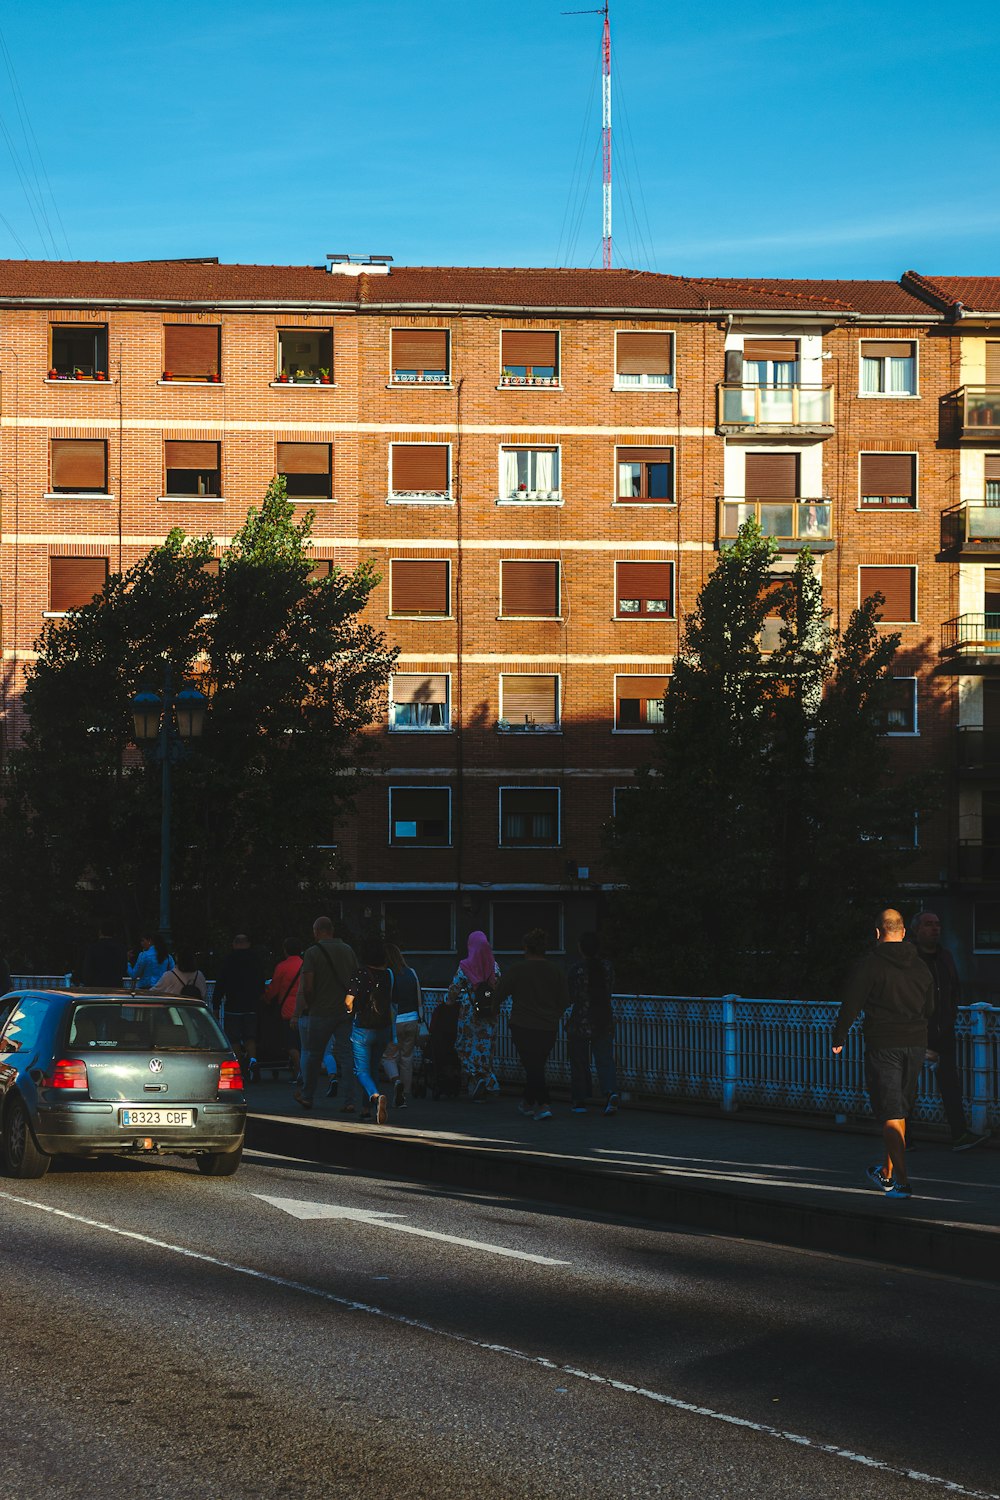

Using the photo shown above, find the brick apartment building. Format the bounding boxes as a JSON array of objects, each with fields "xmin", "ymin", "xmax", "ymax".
[{"xmin": 0, "ymin": 257, "xmax": 998, "ymax": 986}]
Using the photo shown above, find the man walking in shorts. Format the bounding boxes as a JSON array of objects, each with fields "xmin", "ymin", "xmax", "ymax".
[{"xmin": 832, "ymin": 908, "xmax": 934, "ymax": 1199}]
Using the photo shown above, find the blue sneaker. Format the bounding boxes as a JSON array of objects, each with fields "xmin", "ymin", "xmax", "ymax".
[
  {"xmin": 883, "ymin": 1180, "xmax": 912, "ymax": 1199},
  {"xmin": 865, "ymin": 1163, "xmax": 889, "ymax": 1191}
]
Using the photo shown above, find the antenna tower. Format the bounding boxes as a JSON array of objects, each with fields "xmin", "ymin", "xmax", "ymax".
[{"xmin": 563, "ymin": 3, "xmax": 612, "ymax": 268}]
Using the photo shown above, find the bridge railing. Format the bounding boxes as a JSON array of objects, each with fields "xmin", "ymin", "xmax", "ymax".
[{"xmin": 422, "ymin": 991, "xmax": 1000, "ymax": 1131}]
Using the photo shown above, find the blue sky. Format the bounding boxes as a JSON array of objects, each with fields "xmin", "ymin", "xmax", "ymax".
[{"xmin": 1, "ymin": 0, "xmax": 996, "ymax": 278}]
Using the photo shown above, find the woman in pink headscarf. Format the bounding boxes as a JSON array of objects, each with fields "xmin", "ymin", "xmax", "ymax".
[{"xmin": 448, "ymin": 930, "xmax": 502, "ymax": 1099}]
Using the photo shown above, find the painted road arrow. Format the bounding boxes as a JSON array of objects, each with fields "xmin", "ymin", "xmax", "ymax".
[{"xmin": 255, "ymin": 1194, "xmax": 570, "ymax": 1266}]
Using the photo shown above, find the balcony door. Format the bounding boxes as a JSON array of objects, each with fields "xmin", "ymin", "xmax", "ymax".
[{"xmin": 986, "ymin": 568, "xmax": 1000, "ymax": 641}]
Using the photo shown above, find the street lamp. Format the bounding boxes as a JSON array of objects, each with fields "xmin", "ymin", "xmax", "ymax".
[{"xmin": 131, "ymin": 665, "xmax": 207, "ymax": 945}]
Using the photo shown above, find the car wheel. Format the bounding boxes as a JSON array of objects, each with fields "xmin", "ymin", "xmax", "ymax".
[
  {"xmin": 195, "ymin": 1141, "xmax": 243, "ymax": 1177},
  {"xmin": 3, "ymin": 1095, "xmax": 50, "ymax": 1179}
]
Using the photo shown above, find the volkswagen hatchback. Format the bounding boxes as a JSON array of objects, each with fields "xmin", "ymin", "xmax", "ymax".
[{"xmin": 0, "ymin": 990, "xmax": 247, "ymax": 1179}]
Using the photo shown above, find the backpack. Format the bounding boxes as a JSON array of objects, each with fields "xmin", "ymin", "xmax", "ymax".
[
  {"xmin": 171, "ymin": 969, "xmax": 202, "ymax": 1001},
  {"xmin": 473, "ymin": 975, "xmax": 498, "ymax": 1021}
]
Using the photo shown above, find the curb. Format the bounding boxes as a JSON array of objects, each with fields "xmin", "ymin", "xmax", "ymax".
[{"xmin": 247, "ymin": 1114, "xmax": 1000, "ymax": 1285}]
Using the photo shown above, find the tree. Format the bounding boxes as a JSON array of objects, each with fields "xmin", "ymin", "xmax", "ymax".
[
  {"xmin": 0, "ymin": 480, "xmax": 396, "ymax": 966},
  {"xmin": 609, "ymin": 520, "xmax": 932, "ymax": 999}
]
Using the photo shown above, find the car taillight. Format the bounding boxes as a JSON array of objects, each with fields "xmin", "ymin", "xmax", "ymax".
[
  {"xmin": 218, "ymin": 1059, "xmax": 243, "ymax": 1092},
  {"xmin": 49, "ymin": 1059, "xmax": 89, "ymax": 1091}
]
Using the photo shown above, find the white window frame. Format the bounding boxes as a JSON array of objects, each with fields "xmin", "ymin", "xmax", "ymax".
[
  {"xmin": 497, "ymin": 443, "xmax": 563, "ymax": 504},
  {"xmin": 497, "ymin": 786, "xmax": 562, "ymax": 848},
  {"xmin": 857, "ymin": 564, "xmax": 918, "ymax": 625},
  {"xmin": 879, "ymin": 676, "xmax": 919, "ymax": 737},
  {"xmin": 613, "ymin": 444, "xmax": 676, "ymax": 508},
  {"xmin": 499, "ymin": 559, "xmax": 562, "ymax": 620},
  {"xmin": 388, "ymin": 442, "xmax": 453, "ymax": 504},
  {"xmin": 388, "ymin": 557, "xmax": 452, "ymax": 620},
  {"xmin": 388, "ymin": 327, "xmax": 451, "ymax": 388},
  {"xmin": 498, "ymin": 329, "xmax": 561, "ymax": 388},
  {"xmin": 498, "ymin": 673, "xmax": 561, "ymax": 733},
  {"xmin": 613, "ymin": 671, "xmax": 671, "ymax": 733},
  {"xmin": 388, "ymin": 672, "xmax": 452, "ymax": 733},
  {"xmin": 489, "ymin": 899, "xmax": 565, "ymax": 953},
  {"xmin": 388, "ymin": 784, "xmax": 453, "ymax": 849},
  {"xmin": 858, "ymin": 338, "xmax": 919, "ymax": 398},
  {"xmin": 612, "ymin": 330, "xmax": 675, "ymax": 391},
  {"xmin": 857, "ymin": 450, "xmax": 919, "ymax": 510},
  {"xmin": 380, "ymin": 898, "xmax": 456, "ymax": 954},
  {"xmin": 274, "ymin": 327, "xmax": 335, "ymax": 387},
  {"xmin": 612, "ymin": 784, "xmax": 639, "ymax": 818},
  {"xmin": 613, "ymin": 560, "xmax": 675, "ymax": 620}
]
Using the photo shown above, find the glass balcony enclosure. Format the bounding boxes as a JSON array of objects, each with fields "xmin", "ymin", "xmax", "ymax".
[
  {"xmin": 718, "ymin": 497, "xmax": 833, "ymax": 547},
  {"xmin": 959, "ymin": 388, "xmax": 1000, "ymax": 437},
  {"xmin": 718, "ymin": 384, "xmax": 834, "ymax": 432}
]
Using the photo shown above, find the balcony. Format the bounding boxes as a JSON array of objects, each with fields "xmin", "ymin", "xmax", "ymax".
[
  {"xmin": 957, "ymin": 387, "xmax": 1000, "ymax": 439},
  {"xmin": 941, "ymin": 614, "xmax": 1000, "ymax": 667},
  {"xmin": 718, "ymin": 497, "xmax": 834, "ymax": 551},
  {"xmin": 957, "ymin": 725, "xmax": 1000, "ymax": 772},
  {"xmin": 942, "ymin": 502, "xmax": 1000, "ymax": 556},
  {"xmin": 717, "ymin": 384, "xmax": 834, "ymax": 436}
]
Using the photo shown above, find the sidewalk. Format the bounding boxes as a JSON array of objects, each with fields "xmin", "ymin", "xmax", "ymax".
[{"xmin": 246, "ymin": 1082, "xmax": 1000, "ymax": 1283}]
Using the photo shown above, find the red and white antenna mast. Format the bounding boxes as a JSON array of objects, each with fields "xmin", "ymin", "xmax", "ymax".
[
  {"xmin": 601, "ymin": 2, "xmax": 612, "ymax": 269},
  {"xmin": 563, "ymin": 3, "xmax": 612, "ymax": 268}
]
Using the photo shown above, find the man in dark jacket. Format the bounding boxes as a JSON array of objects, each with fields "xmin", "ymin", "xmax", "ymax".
[
  {"xmin": 833, "ymin": 908, "xmax": 934, "ymax": 1199},
  {"xmin": 910, "ymin": 912, "xmax": 988, "ymax": 1152},
  {"xmin": 213, "ymin": 934, "xmax": 267, "ymax": 1078}
]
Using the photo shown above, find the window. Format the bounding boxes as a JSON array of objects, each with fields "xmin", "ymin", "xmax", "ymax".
[
  {"xmin": 500, "ymin": 560, "xmax": 560, "ymax": 618},
  {"xmin": 615, "ymin": 332, "xmax": 673, "ymax": 389},
  {"xmin": 390, "ymin": 673, "xmax": 450, "ymax": 731},
  {"xmin": 389, "ymin": 443, "xmax": 450, "ymax": 500},
  {"xmin": 277, "ymin": 328, "xmax": 332, "ymax": 383},
  {"xmin": 50, "ymin": 324, "xmax": 107, "ymax": 379},
  {"xmin": 986, "ymin": 455, "xmax": 1000, "ymax": 504},
  {"xmin": 615, "ymin": 674, "xmax": 668, "ymax": 730},
  {"xmin": 876, "ymin": 677, "xmax": 917, "ymax": 735},
  {"xmin": 612, "ymin": 784, "xmax": 640, "ymax": 819},
  {"xmin": 49, "ymin": 556, "xmax": 108, "ymax": 613},
  {"xmin": 50, "ymin": 439, "xmax": 108, "ymax": 495},
  {"xmin": 616, "ymin": 446, "xmax": 674, "ymax": 504},
  {"xmin": 499, "ymin": 787, "xmax": 560, "ymax": 847},
  {"xmin": 276, "ymin": 442, "xmax": 332, "ymax": 499},
  {"xmin": 499, "ymin": 446, "xmax": 560, "ymax": 501},
  {"xmin": 974, "ymin": 902, "xmax": 1000, "ymax": 953},
  {"xmin": 615, "ymin": 561, "xmax": 673, "ymax": 618},
  {"xmin": 742, "ymin": 338, "xmax": 799, "ymax": 387},
  {"xmin": 859, "ymin": 566, "xmax": 916, "ymax": 623},
  {"xmin": 499, "ymin": 675, "xmax": 559, "ymax": 731},
  {"xmin": 499, "ymin": 330, "xmax": 559, "ymax": 386},
  {"xmin": 391, "ymin": 328, "xmax": 449, "ymax": 385},
  {"xmin": 162, "ymin": 325, "xmax": 221, "ymax": 382},
  {"xmin": 164, "ymin": 440, "xmax": 221, "ymax": 498},
  {"xmin": 389, "ymin": 786, "xmax": 451, "ymax": 846},
  {"xmin": 308, "ymin": 559, "xmax": 333, "ymax": 582},
  {"xmin": 860, "ymin": 340, "xmax": 916, "ymax": 396},
  {"xmin": 389, "ymin": 559, "xmax": 450, "ymax": 617},
  {"xmin": 382, "ymin": 899, "xmax": 455, "ymax": 953},
  {"xmin": 0, "ymin": 998, "xmax": 48, "ymax": 1054},
  {"xmin": 860, "ymin": 453, "xmax": 916, "ymax": 508},
  {"xmin": 490, "ymin": 900, "xmax": 564, "ymax": 953}
]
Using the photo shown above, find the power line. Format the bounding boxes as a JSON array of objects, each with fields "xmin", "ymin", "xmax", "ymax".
[{"xmin": 0, "ymin": 28, "xmax": 70, "ymax": 257}]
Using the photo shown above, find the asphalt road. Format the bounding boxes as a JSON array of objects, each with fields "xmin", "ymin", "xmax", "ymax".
[{"xmin": 0, "ymin": 1146, "xmax": 997, "ymax": 1500}]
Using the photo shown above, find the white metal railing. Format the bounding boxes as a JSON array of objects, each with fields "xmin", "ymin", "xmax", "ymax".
[{"xmin": 422, "ymin": 991, "xmax": 1000, "ymax": 1131}]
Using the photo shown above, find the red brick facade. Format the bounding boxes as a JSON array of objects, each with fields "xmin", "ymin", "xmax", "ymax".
[{"xmin": 1, "ymin": 262, "xmax": 998, "ymax": 985}]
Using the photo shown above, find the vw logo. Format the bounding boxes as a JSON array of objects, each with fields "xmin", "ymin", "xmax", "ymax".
[{"xmin": 149, "ymin": 1058, "xmax": 164, "ymax": 1074}]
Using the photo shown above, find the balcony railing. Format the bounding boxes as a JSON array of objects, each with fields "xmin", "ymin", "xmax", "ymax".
[
  {"xmin": 943, "ymin": 502, "xmax": 1000, "ymax": 554},
  {"xmin": 957, "ymin": 724, "xmax": 1000, "ymax": 770},
  {"xmin": 942, "ymin": 613, "xmax": 1000, "ymax": 658},
  {"xmin": 717, "ymin": 383, "xmax": 834, "ymax": 433},
  {"xmin": 959, "ymin": 387, "xmax": 1000, "ymax": 438},
  {"xmin": 718, "ymin": 497, "xmax": 833, "ymax": 547}
]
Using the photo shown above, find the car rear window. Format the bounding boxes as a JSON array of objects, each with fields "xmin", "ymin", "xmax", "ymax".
[{"xmin": 68, "ymin": 1002, "xmax": 228, "ymax": 1052}]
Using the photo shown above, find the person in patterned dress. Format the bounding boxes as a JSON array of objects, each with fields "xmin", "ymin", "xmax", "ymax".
[{"xmin": 450, "ymin": 930, "xmax": 501, "ymax": 1099}]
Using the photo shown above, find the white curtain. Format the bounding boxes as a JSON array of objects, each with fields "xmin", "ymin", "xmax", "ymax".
[
  {"xmin": 501, "ymin": 449, "xmax": 520, "ymax": 498},
  {"xmin": 887, "ymin": 356, "xmax": 914, "ymax": 394},
  {"xmin": 534, "ymin": 449, "xmax": 554, "ymax": 492},
  {"xmin": 861, "ymin": 357, "xmax": 881, "ymax": 394}
]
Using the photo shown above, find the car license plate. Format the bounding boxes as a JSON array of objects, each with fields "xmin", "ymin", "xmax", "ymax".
[{"xmin": 120, "ymin": 1108, "xmax": 194, "ymax": 1127}]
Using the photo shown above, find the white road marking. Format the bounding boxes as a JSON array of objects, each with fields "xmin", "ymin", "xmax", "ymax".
[
  {"xmin": 1, "ymin": 1188, "xmax": 996, "ymax": 1500},
  {"xmin": 254, "ymin": 1193, "xmax": 570, "ymax": 1265}
]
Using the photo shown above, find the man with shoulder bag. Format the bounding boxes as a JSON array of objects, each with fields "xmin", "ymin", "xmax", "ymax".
[{"xmin": 293, "ymin": 916, "xmax": 357, "ymax": 1111}]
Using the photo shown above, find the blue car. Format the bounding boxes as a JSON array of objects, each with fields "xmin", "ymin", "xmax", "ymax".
[{"xmin": 0, "ymin": 989, "xmax": 247, "ymax": 1178}]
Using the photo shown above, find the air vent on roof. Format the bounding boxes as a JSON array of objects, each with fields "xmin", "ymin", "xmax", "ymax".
[{"xmin": 326, "ymin": 254, "xmax": 393, "ymax": 277}]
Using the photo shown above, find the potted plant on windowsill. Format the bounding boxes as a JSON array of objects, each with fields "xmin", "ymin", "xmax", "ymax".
[
  {"xmin": 163, "ymin": 370, "xmax": 173, "ymax": 381},
  {"xmin": 73, "ymin": 367, "xmax": 85, "ymax": 380},
  {"xmin": 277, "ymin": 369, "xmax": 290, "ymax": 383},
  {"xmin": 48, "ymin": 367, "xmax": 58, "ymax": 380},
  {"xmin": 96, "ymin": 370, "xmax": 107, "ymax": 381},
  {"xmin": 319, "ymin": 368, "xmax": 331, "ymax": 384},
  {"xmin": 210, "ymin": 372, "xmax": 221, "ymax": 383}
]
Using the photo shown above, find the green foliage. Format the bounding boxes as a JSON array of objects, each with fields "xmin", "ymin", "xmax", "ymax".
[
  {"xmin": 1, "ymin": 480, "xmax": 396, "ymax": 965},
  {"xmin": 608, "ymin": 520, "xmax": 935, "ymax": 999}
]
